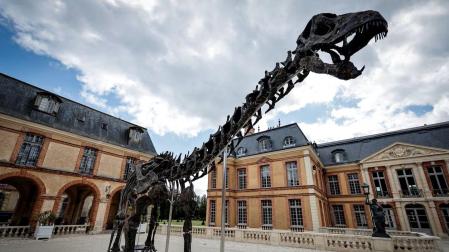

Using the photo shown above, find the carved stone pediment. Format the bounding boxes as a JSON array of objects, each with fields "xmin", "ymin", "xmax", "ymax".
[
  {"xmin": 363, "ymin": 143, "xmax": 447, "ymax": 163},
  {"xmin": 256, "ymin": 157, "xmax": 273, "ymax": 164}
]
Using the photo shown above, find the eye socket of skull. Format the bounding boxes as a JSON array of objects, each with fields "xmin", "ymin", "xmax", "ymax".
[{"xmin": 314, "ymin": 21, "xmax": 335, "ymax": 36}]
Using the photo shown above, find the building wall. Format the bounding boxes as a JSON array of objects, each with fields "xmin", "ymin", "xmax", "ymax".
[
  {"xmin": 207, "ymin": 141, "xmax": 449, "ymax": 238},
  {"xmin": 0, "ymin": 113, "xmax": 154, "ymax": 231}
]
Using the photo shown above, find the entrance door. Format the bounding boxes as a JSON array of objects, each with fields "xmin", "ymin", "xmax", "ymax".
[{"xmin": 405, "ymin": 205, "xmax": 432, "ymax": 235}]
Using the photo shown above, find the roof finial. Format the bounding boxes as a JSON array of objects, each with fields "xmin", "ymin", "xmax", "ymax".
[
  {"xmin": 258, "ymin": 126, "xmax": 260, "ymax": 132},
  {"xmin": 278, "ymin": 119, "xmax": 281, "ymax": 127}
]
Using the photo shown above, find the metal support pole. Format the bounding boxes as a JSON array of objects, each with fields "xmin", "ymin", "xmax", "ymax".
[
  {"xmin": 220, "ymin": 148, "xmax": 228, "ymax": 252},
  {"xmin": 165, "ymin": 167, "xmax": 175, "ymax": 252}
]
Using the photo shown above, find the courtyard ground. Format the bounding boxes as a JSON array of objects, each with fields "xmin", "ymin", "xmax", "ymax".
[{"xmin": 0, "ymin": 233, "xmax": 315, "ymax": 252}]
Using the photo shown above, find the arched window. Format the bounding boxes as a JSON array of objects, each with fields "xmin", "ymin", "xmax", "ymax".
[
  {"xmin": 34, "ymin": 92, "xmax": 62, "ymax": 114},
  {"xmin": 331, "ymin": 149, "xmax": 347, "ymax": 163},
  {"xmin": 236, "ymin": 147, "xmax": 247, "ymax": 157},
  {"xmin": 283, "ymin": 136, "xmax": 296, "ymax": 148},
  {"xmin": 257, "ymin": 136, "xmax": 272, "ymax": 152}
]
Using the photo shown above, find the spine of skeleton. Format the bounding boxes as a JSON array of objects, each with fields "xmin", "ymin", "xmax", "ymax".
[{"xmin": 174, "ymin": 49, "xmax": 309, "ymax": 182}]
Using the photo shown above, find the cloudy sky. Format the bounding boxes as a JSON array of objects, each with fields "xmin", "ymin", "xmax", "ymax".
[{"xmin": 1, "ymin": 0, "xmax": 449, "ymax": 195}]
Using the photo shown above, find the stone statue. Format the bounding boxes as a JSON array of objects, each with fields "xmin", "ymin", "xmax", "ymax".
[
  {"xmin": 368, "ymin": 199, "xmax": 391, "ymax": 238},
  {"xmin": 108, "ymin": 10, "xmax": 388, "ymax": 252}
]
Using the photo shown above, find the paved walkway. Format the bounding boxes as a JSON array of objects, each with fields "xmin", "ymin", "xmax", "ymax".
[{"xmin": 0, "ymin": 233, "xmax": 317, "ymax": 252}]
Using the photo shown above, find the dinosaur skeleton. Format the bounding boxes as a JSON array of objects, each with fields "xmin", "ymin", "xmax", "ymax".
[{"xmin": 108, "ymin": 10, "xmax": 388, "ymax": 252}]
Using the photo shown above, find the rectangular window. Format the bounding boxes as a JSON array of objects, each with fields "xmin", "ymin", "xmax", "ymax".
[
  {"xmin": 286, "ymin": 161, "xmax": 299, "ymax": 186},
  {"xmin": 211, "ymin": 169, "xmax": 217, "ymax": 189},
  {"xmin": 353, "ymin": 205, "xmax": 368, "ymax": 228},
  {"xmin": 348, "ymin": 173, "xmax": 362, "ymax": 194},
  {"xmin": 237, "ymin": 200, "xmax": 247, "ymax": 226},
  {"xmin": 289, "ymin": 199, "xmax": 303, "ymax": 228},
  {"xmin": 225, "ymin": 168, "xmax": 229, "ymax": 189},
  {"xmin": 260, "ymin": 165, "xmax": 271, "ymax": 188},
  {"xmin": 15, "ymin": 133, "xmax": 44, "ymax": 166},
  {"xmin": 79, "ymin": 147, "xmax": 97, "ymax": 175},
  {"xmin": 372, "ymin": 171, "xmax": 390, "ymax": 197},
  {"xmin": 124, "ymin": 157, "xmax": 136, "ymax": 180},
  {"xmin": 261, "ymin": 200, "xmax": 272, "ymax": 229},
  {"xmin": 332, "ymin": 205, "xmax": 346, "ymax": 227},
  {"xmin": 328, "ymin": 175, "xmax": 341, "ymax": 195},
  {"xmin": 209, "ymin": 200, "xmax": 216, "ymax": 225},
  {"xmin": 238, "ymin": 169, "xmax": 247, "ymax": 190},
  {"xmin": 384, "ymin": 207, "xmax": 396, "ymax": 229},
  {"xmin": 427, "ymin": 165, "xmax": 449, "ymax": 196},
  {"xmin": 397, "ymin": 169, "xmax": 420, "ymax": 196},
  {"xmin": 225, "ymin": 200, "xmax": 229, "ymax": 225}
]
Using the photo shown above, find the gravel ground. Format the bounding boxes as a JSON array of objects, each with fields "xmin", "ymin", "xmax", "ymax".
[{"xmin": 0, "ymin": 233, "xmax": 317, "ymax": 252}]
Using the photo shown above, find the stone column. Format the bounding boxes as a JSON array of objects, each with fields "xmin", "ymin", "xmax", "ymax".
[
  {"xmin": 395, "ymin": 202, "xmax": 409, "ymax": 232},
  {"xmin": 426, "ymin": 202, "xmax": 444, "ymax": 236},
  {"xmin": 386, "ymin": 166, "xmax": 400, "ymax": 199},
  {"xmin": 93, "ymin": 199, "xmax": 108, "ymax": 233},
  {"xmin": 415, "ymin": 162, "xmax": 431, "ymax": 197},
  {"xmin": 304, "ymin": 150, "xmax": 320, "ymax": 231}
]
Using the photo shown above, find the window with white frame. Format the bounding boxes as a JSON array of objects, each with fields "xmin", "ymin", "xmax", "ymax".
[
  {"xmin": 353, "ymin": 205, "xmax": 368, "ymax": 227},
  {"xmin": 128, "ymin": 127, "xmax": 144, "ymax": 144},
  {"xmin": 209, "ymin": 200, "xmax": 216, "ymax": 225},
  {"xmin": 261, "ymin": 200, "xmax": 272, "ymax": 229},
  {"xmin": 332, "ymin": 205, "xmax": 346, "ymax": 227},
  {"xmin": 225, "ymin": 200, "xmax": 229, "ymax": 225},
  {"xmin": 238, "ymin": 168, "xmax": 247, "ymax": 190},
  {"xmin": 225, "ymin": 168, "xmax": 229, "ymax": 189},
  {"xmin": 237, "ymin": 200, "xmax": 247, "ymax": 226},
  {"xmin": 34, "ymin": 93, "xmax": 61, "ymax": 114},
  {"xmin": 211, "ymin": 169, "xmax": 217, "ymax": 189},
  {"xmin": 15, "ymin": 133, "xmax": 44, "ymax": 167},
  {"xmin": 283, "ymin": 136, "xmax": 296, "ymax": 148},
  {"xmin": 331, "ymin": 149, "xmax": 347, "ymax": 163},
  {"xmin": 260, "ymin": 165, "xmax": 271, "ymax": 188},
  {"xmin": 427, "ymin": 165, "xmax": 449, "ymax": 196},
  {"xmin": 289, "ymin": 199, "xmax": 303, "ymax": 228},
  {"xmin": 258, "ymin": 137, "xmax": 272, "ymax": 152},
  {"xmin": 236, "ymin": 147, "xmax": 247, "ymax": 157},
  {"xmin": 348, "ymin": 173, "xmax": 362, "ymax": 194},
  {"xmin": 383, "ymin": 205, "xmax": 396, "ymax": 229},
  {"xmin": 79, "ymin": 147, "xmax": 97, "ymax": 175},
  {"xmin": 372, "ymin": 171, "xmax": 390, "ymax": 197},
  {"xmin": 328, "ymin": 175, "xmax": 341, "ymax": 195},
  {"xmin": 286, "ymin": 161, "xmax": 299, "ymax": 186}
]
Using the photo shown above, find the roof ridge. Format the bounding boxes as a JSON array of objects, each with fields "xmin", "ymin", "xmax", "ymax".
[{"xmin": 317, "ymin": 121, "xmax": 449, "ymax": 147}]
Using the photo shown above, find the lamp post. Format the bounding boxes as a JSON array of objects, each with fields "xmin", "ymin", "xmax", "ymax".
[{"xmin": 362, "ymin": 183, "xmax": 370, "ymax": 204}]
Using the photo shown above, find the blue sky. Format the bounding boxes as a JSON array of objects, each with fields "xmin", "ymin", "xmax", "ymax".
[{"xmin": 1, "ymin": 0, "xmax": 448, "ymax": 195}]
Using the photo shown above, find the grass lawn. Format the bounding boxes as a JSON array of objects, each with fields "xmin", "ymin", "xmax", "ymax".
[{"xmin": 158, "ymin": 219, "xmax": 205, "ymax": 226}]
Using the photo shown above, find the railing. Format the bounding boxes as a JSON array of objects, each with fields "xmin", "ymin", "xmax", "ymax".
[
  {"xmin": 155, "ymin": 225, "xmax": 440, "ymax": 251},
  {"xmin": 236, "ymin": 224, "xmax": 247, "ymax": 229},
  {"xmin": 376, "ymin": 191, "xmax": 392, "ymax": 198},
  {"xmin": 261, "ymin": 224, "xmax": 272, "ymax": 230},
  {"xmin": 289, "ymin": 225, "xmax": 304, "ymax": 232},
  {"xmin": 432, "ymin": 188, "xmax": 449, "ymax": 197},
  {"xmin": 399, "ymin": 189, "xmax": 423, "ymax": 198},
  {"xmin": 0, "ymin": 225, "xmax": 31, "ymax": 238},
  {"xmin": 53, "ymin": 224, "xmax": 89, "ymax": 235}
]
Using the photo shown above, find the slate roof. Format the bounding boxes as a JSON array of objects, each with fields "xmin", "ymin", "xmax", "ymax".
[
  {"xmin": 0, "ymin": 73, "xmax": 157, "ymax": 155},
  {"xmin": 316, "ymin": 121, "xmax": 449, "ymax": 166},
  {"xmin": 233, "ymin": 123, "xmax": 310, "ymax": 158}
]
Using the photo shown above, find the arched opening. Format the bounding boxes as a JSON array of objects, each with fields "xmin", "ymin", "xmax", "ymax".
[
  {"xmin": 0, "ymin": 176, "xmax": 42, "ymax": 225},
  {"xmin": 55, "ymin": 184, "xmax": 97, "ymax": 225},
  {"xmin": 405, "ymin": 204, "xmax": 432, "ymax": 235},
  {"xmin": 105, "ymin": 189, "xmax": 122, "ymax": 230}
]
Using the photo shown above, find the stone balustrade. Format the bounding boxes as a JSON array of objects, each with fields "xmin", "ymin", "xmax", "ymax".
[
  {"xmin": 53, "ymin": 224, "xmax": 89, "ymax": 235},
  {"xmin": 156, "ymin": 225, "xmax": 440, "ymax": 252},
  {"xmin": 0, "ymin": 225, "xmax": 31, "ymax": 238}
]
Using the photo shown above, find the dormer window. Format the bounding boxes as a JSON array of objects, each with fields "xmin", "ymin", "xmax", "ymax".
[
  {"xmin": 34, "ymin": 92, "xmax": 62, "ymax": 115},
  {"xmin": 257, "ymin": 136, "xmax": 272, "ymax": 152},
  {"xmin": 128, "ymin": 126, "xmax": 144, "ymax": 144},
  {"xmin": 332, "ymin": 149, "xmax": 347, "ymax": 163},
  {"xmin": 236, "ymin": 147, "xmax": 247, "ymax": 157},
  {"xmin": 283, "ymin": 136, "xmax": 296, "ymax": 148}
]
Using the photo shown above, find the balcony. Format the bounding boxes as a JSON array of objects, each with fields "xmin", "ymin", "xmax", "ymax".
[
  {"xmin": 375, "ymin": 191, "xmax": 391, "ymax": 198},
  {"xmin": 432, "ymin": 188, "xmax": 449, "ymax": 197},
  {"xmin": 290, "ymin": 225, "xmax": 304, "ymax": 232},
  {"xmin": 399, "ymin": 188, "xmax": 423, "ymax": 198}
]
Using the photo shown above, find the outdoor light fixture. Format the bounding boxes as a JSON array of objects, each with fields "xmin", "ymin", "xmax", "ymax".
[{"xmin": 362, "ymin": 183, "xmax": 370, "ymax": 204}]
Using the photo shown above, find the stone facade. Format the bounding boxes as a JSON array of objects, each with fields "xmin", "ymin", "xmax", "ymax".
[{"xmin": 207, "ymin": 122, "xmax": 449, "ymax": 238}]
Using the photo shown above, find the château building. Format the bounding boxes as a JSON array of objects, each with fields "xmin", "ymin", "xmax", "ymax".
[
  {"xmin": 0, "ymin": 73, "xmax": 157, "ymax": 231},
  {"xmin": 206, "ymin": 121, "xmax": 449, "ymax": 237}
]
